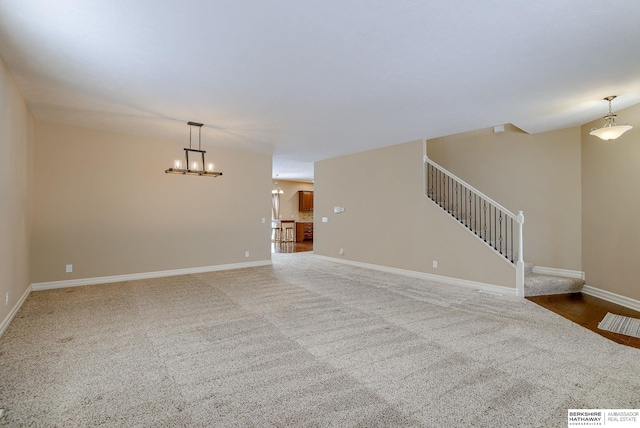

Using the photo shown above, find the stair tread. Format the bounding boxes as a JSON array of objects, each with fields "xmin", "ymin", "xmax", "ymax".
[{"xmin": 524, "ymin": 272, "xmax": 584, "ymax": 297}]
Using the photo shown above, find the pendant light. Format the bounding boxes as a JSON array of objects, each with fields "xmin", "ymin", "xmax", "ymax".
[
  {"xmin": 272, "ymin": 174, "xmax": 284, "ymax": 195},
  {"xmin": 165, "ymin": 122, "xmax": 222, "ymax": 177},
  {"xmin": 589, "ymin": 96, "xmax": 633, "ymax": 141}
]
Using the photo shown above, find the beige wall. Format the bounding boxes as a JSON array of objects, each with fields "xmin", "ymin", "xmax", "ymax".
[
  {"xmin": 272, "ymin": 180, "xmax": 314, "ymax": 221},
  {"xmin": 0, "ymin": 56, "xmax": 35, "ymax": 325},
  {"xmin": 32, "ymin": 122, "xmax": 272, "ymax": 283},
  {"xmin": 314, "ymin": 140, "xmax": 516, "ymax": 288},
  {"xmin": 581, "ymin": 103, "xmax": 640, "ymax": 301},
  {"xmin": 427, "ymin": 126, "xmax": 582, "ymax": 271}
]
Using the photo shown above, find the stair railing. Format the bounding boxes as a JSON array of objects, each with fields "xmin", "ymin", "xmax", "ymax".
[{"xmin": 423, "ymin": 155, "xmax": 525, "ymax": 296}]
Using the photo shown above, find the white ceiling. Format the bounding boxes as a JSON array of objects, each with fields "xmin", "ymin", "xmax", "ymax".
[{"xmin": 1, "ymin": 1, "xmax": 640, "ymax": 181}]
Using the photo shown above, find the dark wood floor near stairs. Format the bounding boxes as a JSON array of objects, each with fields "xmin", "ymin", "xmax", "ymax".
[{"xmin": 527, "ymin": 293, "xmax": 640, "ymax": 349}]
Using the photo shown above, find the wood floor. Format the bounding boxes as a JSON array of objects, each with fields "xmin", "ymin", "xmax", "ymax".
[
  {"xmin": 527, "ymin": 293, "xmax": 640, "ymax": 349},
  {"xmin": 272, "ymin": 242, "xmax": 639, "ymax": 349},
  {"xmin": 271, "ymin": 240, "xmax": 313, "ymax": 254}
]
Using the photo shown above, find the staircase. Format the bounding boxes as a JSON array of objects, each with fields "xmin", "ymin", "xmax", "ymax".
[{"xmin": 423, "ymin": 155, "xmax": 583, "ymax": 297}]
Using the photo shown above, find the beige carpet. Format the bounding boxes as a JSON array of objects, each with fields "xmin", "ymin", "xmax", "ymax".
[{"xmin": 1, "ymin": 253, "xmax": 639, "ymax": 427}]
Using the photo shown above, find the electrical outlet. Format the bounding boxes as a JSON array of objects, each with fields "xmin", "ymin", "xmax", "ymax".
[
  {"xmin": 432, "ymin": 260, "xmax": 438, "ymax": 268},
  {"xmin": 66, "ymin": 264, "xmax": 73, "ymax": 273},
  {"xmin": 245, "ymin": 251, "xmax": 250, "ymax": 258},
  {"xmin": 339, "ymin": 248, "xmax": 344, "ymax": 255},
  {"xmin": 5, "ymin": 292, "xmax": 8, "ymax": 306}
]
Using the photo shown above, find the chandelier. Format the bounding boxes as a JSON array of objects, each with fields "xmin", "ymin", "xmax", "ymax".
[
  {"xmin": 589, "ymin": 96, "xmax": 633, "ymax": 141},
  {"xmin": 165, "ymin": 122, "xmax": 222, "ymax": 177},
  {"xmin": 272, "ymin": 174, "xmax": 284, "ymax": 195}
]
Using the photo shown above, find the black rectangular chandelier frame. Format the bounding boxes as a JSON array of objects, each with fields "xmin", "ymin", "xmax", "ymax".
[{"xmin": 165, "ymin": 121, "xmax": 222, "ymax": 177}]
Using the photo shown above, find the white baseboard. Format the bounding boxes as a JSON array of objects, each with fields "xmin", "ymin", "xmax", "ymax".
[
  {"xmin": 531, "ymin": 266, "xmax": 585, "ymax": 280},
  {"xmin": 31, "ymin": 260, "xmax": 272, "ymax": 291},
  {"xmin": 0, "ymin": 285, "xmax": 31, "ymax": 338},
  {"xmin": 314, "ymin": 255, "xmax": 517, "ymax": 297},
  {"xmin": 582, "ymin": 285, "xmax": 640, "ymax": 312}
]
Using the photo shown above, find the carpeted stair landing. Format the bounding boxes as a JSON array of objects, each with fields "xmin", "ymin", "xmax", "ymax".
[{"xmin": 524, "ymin": 261, "xmax": 584, "ymax": 296}]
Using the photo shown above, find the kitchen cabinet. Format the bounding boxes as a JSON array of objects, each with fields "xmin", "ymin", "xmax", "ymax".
[
  {"xmin": 298, "ymin": 191, "xmax": 314, "ymax": 211},
  {"xmin": 296, "ymin": 222, "xmax": 313, "ymax": 242}
]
